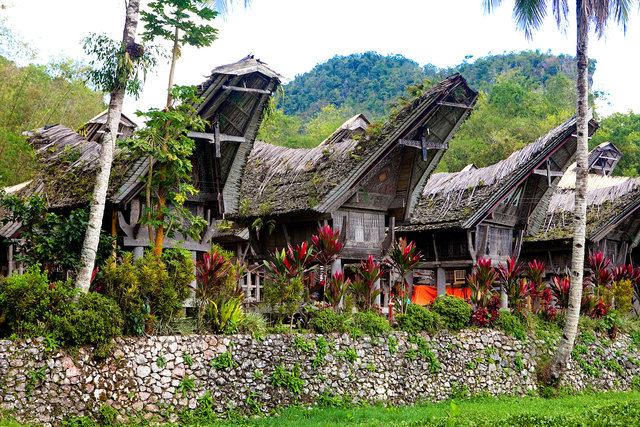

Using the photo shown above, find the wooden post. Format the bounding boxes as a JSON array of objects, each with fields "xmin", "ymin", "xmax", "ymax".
[
  {"xmin": 436, "ymin": 268, "xmax": 446, "ymax": 297},
  {"xmin": 406, "ymin": 271, "xmax": 414, "ymax": 305},
  {"xmin": 133, "ymin": 246, "xmax": 144, "ymax": 259},
  {"xmin": 7, "ymin": 243, "xmax": 13, "ymax": 277},
  {"xmin": 374, "ymin": 278, "xmax": 381, "ymax": 306}
]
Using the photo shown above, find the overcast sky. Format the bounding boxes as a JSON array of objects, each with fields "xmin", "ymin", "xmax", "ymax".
[{"xmin": 3, "ymin": 0, "xmax": 640, "ymax": 121}]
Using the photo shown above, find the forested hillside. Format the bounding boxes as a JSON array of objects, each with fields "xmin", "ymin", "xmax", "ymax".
[
  {"xmin": 259, "ymin": 50, "xmax": 607, "ymax": 172},
  {"xmin": 278, "ymin": 50, "xmax": 590, "ymax": 120},
  {"xmin": 0, "ymin": 57, "xmax": 106, "ymax": 186}
]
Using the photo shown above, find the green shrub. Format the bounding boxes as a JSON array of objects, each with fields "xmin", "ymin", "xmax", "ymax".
[
  {"xmin": 430, "ymin": 295, "xmax": 471, "ymax": 330},
  {"xmin": 0, "ymin": 266, "xmax": 76, "ymax": 338},
  {"xmin": 351, "ymin": 311, "xmax": 390, "ymax": 337},
  {"xmin": 612, "ymin": 280, "xmax": 633, "ymax": 313},
  {"xmin": 57, "ymin": 293, "xmax": 123, "ymax": 357},
  {"xmin": 263, "ymin": 276, "xmax": 304, "ymax": 324},
  {"xmin": 396, "ymin": 303, "xmax": 441, "ymax": 334},
  {"xmin": 496, "ymin": 311, "xmax": 526, "ymax": 340},
  {"xmin": 98, "ymin": 249, "xmax": 193, "ymax": 334},
  {"xmin": 240, "ymin": 312, "xmax": 267, "ymax": 339},
  {"xmin": 309, "ymin": 308, "xmax": 346, "ymax": 334},
  {"xmin": 0, "ymin": 267, "xmax": 123, "ymax": 356}
]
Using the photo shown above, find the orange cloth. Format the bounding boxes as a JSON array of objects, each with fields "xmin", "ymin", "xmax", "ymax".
[
  {"xmin": 411, "ymin": 285, "xmax": 437, "ymax": 305},
  {"xmin": 411, "ymin": 285, "xmax": 471, "ymax": 305}
]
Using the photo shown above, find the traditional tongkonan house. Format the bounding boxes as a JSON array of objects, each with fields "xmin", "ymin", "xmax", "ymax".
[
  {"xmin": 0, "ymin": 56, "xmax": 281, "ymax": 275},
  {"xmin": 522, "ymin": 142, "xmax": 640, "ymax": 272},
  {"xmin": 396, "ymin": 114, "xmax": 598, "ymax": 305},
  {"xmin": 228, "ymin": 74, "xmax": 478, "ymax": 307}
]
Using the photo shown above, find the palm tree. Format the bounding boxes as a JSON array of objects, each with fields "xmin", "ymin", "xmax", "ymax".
[{"xmin": 483, "ymin": 0, "xmax": 632, "ymax": 379}]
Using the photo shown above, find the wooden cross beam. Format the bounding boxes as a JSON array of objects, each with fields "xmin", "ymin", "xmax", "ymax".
[
  {"xmin": 222, "ymin": 85, "xmax": 272, "ymax": 95},
  {"xmin": 533, "ymin": 159, "xmax": 563, "ymax": 185},
  {"xmin": 399, "ymin": 136, "xmax": 447, "ymax": 161},
  {"xmin": 186, "ymin": 131, "xmax": 246, "ymax": 144}
]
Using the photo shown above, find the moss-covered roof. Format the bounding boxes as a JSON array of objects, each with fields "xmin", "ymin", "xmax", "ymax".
[
  {"xmin": 236, "ymin": 74, "xmax": 477, "ymax": 218},
  {"xmin": 12, "ymin": 124, "xmax": 138, "ymax": 209},
  {"xmin": 401, "ymin": 116, "xmax": 598, "ymax": 232},
  {"xmin": 528, "ymin": 174, "xmax": 640, "ymax": 242}
]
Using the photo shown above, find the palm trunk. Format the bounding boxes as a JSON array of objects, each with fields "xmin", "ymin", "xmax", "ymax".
[
  {"xmin": 551, "ymin": 0, "xmax": 588, "ymax": 379},
  {"xmin": 75, "ymin": 0, "xmax": 141, "ymax": 292}
]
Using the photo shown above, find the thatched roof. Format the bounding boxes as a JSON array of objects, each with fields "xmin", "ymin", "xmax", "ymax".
[
  {"xmin": 529, "ymin": 171, "xmax": 640, "ymax": 242},
  {"xmin": 9, "ymin": 124, "xmax": 138, "ymax": 209},
  {"xmin": 2, "ymin": 56, "xmax": 281, "ymax": 223},
  {"xmin": 236, "ymin": 74, "xmax": 477, "ymax": 218},
  {"xmin": 401, "ymin": 115, "xmax": 598, "ymax": 232}
]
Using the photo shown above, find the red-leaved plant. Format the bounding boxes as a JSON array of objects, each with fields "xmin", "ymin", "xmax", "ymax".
[
  {"xmin": 311, "ymin": 225, "xmax": 344, "ymax": 301},
  {"xmin": 497, "ymin": 256, "xmax": 523, "ymax": 312},
  {"xmin": 263, "ymin": 242, "xmax": 315, "ymax": 282},
  {"xmin": 386, "ymin": 238, "xmax": 422, "ymax": 315},
  {"xmin": 325, "ymin": 271, "xmax": 350, "ymax": 312},
  {"xmin": 351, "ymin": 255, "xmax": 384, "ymax": 312},
  {"xmin": 466, "ymin": 257, "xmax": 498, "ymax": 308},
  {"xmin": 551, "ymin": 275, "xmax": 570, "ymax": 311}
]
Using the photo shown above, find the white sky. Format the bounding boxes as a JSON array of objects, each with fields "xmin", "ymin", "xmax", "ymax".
[{"xmin": 2, "ymin": 0, "xmax": 640, "ymax": 121}]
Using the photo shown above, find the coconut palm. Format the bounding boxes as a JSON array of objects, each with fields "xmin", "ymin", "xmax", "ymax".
[{"xmin": 483, "ymin": 0, "xmax": 633, "ymax": 379}]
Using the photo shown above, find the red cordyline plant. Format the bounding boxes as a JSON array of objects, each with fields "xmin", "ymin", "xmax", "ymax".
[
  {"xmin": 190, "ymin": 250, "xmax": 233, "ymax": 325},
  {"xmin": 497, "ymin": 256, "xmax": 523, "ymax": 311},
  {"xmin": 311, "ymin": 225, "xmax": 344, "ymax": 299},
  {"xmin": 386, "ymin": 238, "xmax": 422, "ymax": 315},
  {"xmin": 586, "ymin": 251, "xmax": 613, "ymax": 291},
  {"xmin": 193, "ymin": 251, "xmax": 232, "ymax": 300},
  {"xmin": 263, "ymin": 242, "xmax": 315, "ymax": 282},
  {"xmin": 525, "ymin": 260, "xmax": 546, "ymax": 313},
  {"xmin": 325, "ymin": 271, "xmax": 350, "ymax": 312},
  {"xmin": 551, "ymin": 275, "xmax": 570, "ymax": 312},
  {"xmin": 351, "ymin": 255, "xmax": 384, "ymax": 312},
  {"xmin": 466, "ymin": 257, "xmax": 498, "ymax": 308}
]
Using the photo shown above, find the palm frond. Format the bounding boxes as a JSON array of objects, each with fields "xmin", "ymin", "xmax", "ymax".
[
  {"xmin": 552, "ymin": 0, "xmax": 570, "ymax": 27},
  {"xmin": 199, "ymin": 0, "xmax": 252, "ymax": 17},
  {"xmin": 513, "ymin": 0, "xmax": 548, "ymax": 39},
  {"xmin": 483, "ymin": 0, "xmax": 504, "ymax": 13}
]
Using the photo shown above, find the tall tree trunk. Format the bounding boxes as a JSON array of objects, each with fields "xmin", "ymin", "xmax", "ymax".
[
  {"xmin": 551, "ymin": 0, "xmax": 589, "ymax": 379},
  {"xmin": 152, "ymin": 26, "xmax": 181, "ymax": 257},
  {"xmin": 75, "ymin": 0, "xmax": 141, "ymax": 292}
]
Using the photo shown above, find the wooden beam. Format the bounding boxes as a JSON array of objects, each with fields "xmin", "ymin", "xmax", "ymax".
[
  {"xmin": 532, "ymin": 169, "xmax": 563, "ymax": 177},
  {"xmin": 222, "ymin": 85, "xmax": 272, "ymax": 95},
  {"xmin": 187, "ymin": 131, "xmax": 246, "ymax": 143},
  {"xmin": 437, "ymin": 101, "xmax": 474, "ymax": 110},
  {"xmin": 214, "ymin": 118, "xmax": 221, "ymax": 158},
  {"xmin": 399, "ymin": 139, "xmax": 447, "ymax": 150},
  {"xmin": 419, "ymin": 260, "xmax": 474, "ymax": 268},
  {"xmin": 467, "ymin": 230, "xmax": 476, "ymax": 264}
]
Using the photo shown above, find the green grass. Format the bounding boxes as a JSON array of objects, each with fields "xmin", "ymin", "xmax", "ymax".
[
  {"xmin": 216, "ymin": 391, "xmax": 640, "ymax": 426},
  {"xmin": 6, "ymin": 391, "xmax": 640, "ymax": 426}
]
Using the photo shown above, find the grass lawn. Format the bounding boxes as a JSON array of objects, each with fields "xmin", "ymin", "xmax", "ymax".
[
  {"xmin": 5, "ymin": 391, "xmax": 640, "ymax": 426},
  {"xmin": 218, "ymin": 391, "xmax": 640, "ymax": 426}
]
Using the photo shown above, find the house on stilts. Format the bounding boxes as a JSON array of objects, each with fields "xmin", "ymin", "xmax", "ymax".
[
  {"xmin": 226, "ymin": 74, "xmax": 478, "ymax": 307},
  {"xmin": 396, "ymin": 114, "xmax": 598, "ymax": 305},
  {"xmin": 0, "ymin": 56, "xmax": 281, "ymax": 276},
  {"xmin": 522, "ymin": 142, "xmax": 640, "ymax": 272}
]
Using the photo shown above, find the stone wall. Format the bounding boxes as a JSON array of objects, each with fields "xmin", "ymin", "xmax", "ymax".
[{"xmin": 1, "ymin": 329, "xmax": 639, "ymax": 425}]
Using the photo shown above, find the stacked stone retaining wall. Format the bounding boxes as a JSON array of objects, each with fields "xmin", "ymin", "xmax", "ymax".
[{"xmin": 0, "ymin": 330, "xmax": 638, "ymax": 424}]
